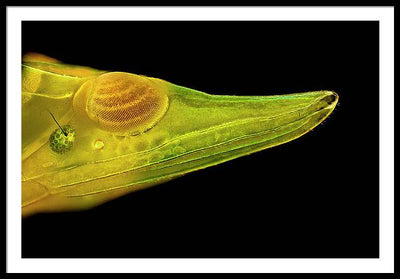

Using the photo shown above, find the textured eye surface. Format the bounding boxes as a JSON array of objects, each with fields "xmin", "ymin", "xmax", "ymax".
[{"xmin": 86, "ymin": 72, "xmax": 168, "ymax": 135}]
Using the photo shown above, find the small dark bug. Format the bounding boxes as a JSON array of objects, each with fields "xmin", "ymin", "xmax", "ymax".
[
  {"xmin": 49, "ymin": 125, "xmax": 75, "ymax": 154},
  {"xmin": 47, "ymin": 111, "xmax": 76, "ymax": 154}
]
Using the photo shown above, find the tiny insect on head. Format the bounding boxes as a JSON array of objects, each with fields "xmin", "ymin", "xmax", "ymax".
[{"xmin": 48, "ymin": 111, "xmax": 76, "ymax": 154}]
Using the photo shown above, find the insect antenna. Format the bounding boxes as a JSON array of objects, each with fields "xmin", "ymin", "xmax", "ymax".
[{"xmin": 47, "ymin": 110, "xmax": 67, "ymax": 136}]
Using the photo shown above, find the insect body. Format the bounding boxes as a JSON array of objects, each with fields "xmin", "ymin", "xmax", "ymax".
[
  {"xmin": 21, "ymin": 53, "xmax": 338, "ymax": 217},
  {"xmin": 49, "ymin": 125, "xmax": 75, "ymax": 154}
]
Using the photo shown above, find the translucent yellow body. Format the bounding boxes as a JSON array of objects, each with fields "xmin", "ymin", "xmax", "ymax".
[{"xmin": 21, "ymin": 53, "xmax": 338, "ymax": 217}]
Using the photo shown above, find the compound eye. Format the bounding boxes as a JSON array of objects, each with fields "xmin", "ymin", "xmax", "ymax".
[{"xmin": 75, "ymin": 72, "xmax": 169, "ymax": 135}]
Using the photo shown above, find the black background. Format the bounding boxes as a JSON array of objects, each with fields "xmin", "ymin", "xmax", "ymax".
[{"xmin": 21, "ymin": 21, "xmax": 379, "ymax": 258}]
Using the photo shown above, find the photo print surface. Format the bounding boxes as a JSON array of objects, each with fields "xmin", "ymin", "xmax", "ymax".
[{"xmin": 22, "ymin": 20, "xmax": 379, "ymax": 258}]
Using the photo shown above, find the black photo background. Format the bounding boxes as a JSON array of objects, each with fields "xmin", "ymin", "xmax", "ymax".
[{"xmin": 22, "ymin": 21, "xmax": 379, "ymax": 258}]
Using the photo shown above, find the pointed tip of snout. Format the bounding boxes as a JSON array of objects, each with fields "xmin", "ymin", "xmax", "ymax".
[
  {"xmin": 320, "ymin": 90, "xmax": 339, "ymax": 108},
  {"xmin": 309, "ymin": 90, "xmax": 339, "ymax": 118},
  {"xmin": 308, "ymin": 90, "xmax": 339, "ymax": 124}
]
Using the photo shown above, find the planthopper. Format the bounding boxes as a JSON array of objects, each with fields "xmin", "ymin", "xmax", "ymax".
[{"xmin": 21, "ymin": 53, "xmax": 338, "ymax": 217}]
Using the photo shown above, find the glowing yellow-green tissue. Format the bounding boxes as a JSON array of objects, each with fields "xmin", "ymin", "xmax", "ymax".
[{"xmin": 21, "ymin": 53, "xmax": 338, "ymax": 217}]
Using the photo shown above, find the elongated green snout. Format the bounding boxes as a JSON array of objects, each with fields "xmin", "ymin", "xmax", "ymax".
[{"xmin": 22, "ymin": 71, "xmax": 338, "ymax": 216}]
